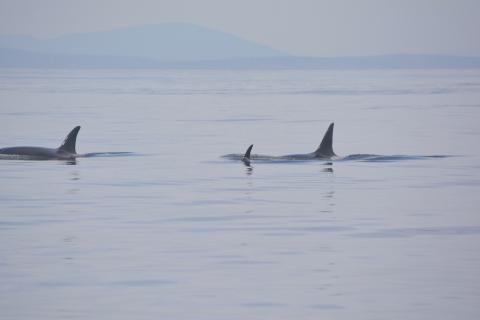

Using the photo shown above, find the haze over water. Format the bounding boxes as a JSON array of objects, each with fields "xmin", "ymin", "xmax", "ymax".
[{"xmin": 0, "ymin": 68, "xmax": 479, "ymax": 319}]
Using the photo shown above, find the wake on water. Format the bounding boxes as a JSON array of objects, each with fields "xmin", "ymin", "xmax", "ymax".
[
  {"xmin": 340, "ymin": 154, "xmax": 452, "ymax": 162},
  {"xmin": 0, "ymin": 152, "xmax": 137, "ymax": 162},
  {"xmin": 82, "ymin": 152, "xmax": 137, "ymax": 158},
  {"xmin": 222, "ymin": 153, "xmax": 452, "ymax": 164}
]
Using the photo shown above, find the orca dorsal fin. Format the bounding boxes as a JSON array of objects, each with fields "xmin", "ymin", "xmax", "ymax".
[
  {"xmin": 242, "ymin": 144, "xmax": 253, "ymax": 164},
  {"xmin": 314, "ymin": 123, "xmax": 336, "ymax": 158},
  {"xmin": 58, "ymin": 126, "xmax": 81, "ymax": 154}
]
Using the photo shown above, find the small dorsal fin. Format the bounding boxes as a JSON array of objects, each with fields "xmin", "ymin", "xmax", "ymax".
[
  {"xmin": 314, "ymin": 123, "xmax": 336, "ymax": 157},
  {"xmin": 58, "ymin": 126, "xmax": 81, "ymax": 154},
  {"xmin": 242, "ymin": 144, "xmax": 253, "ymax": 164}
]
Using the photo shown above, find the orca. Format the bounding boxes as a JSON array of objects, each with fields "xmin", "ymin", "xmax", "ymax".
[
  {"xmin": 0, "ymin": 126, "xmax": 81, "ymax": 160},
  {"xmin": 223, "ymin": 122, "xmax": 451, "ymax": 165},
  {"xmin": 224, "ymin": 122, "xmax": 337, "ymax": 163}
]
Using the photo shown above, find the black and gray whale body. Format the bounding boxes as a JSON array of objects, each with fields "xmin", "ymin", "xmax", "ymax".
[
  {"xmin": 223, "ymin": 122, "xmax": 337, "ymax": 165},
  {"xmin": 223, "ymin": 122, "xmax": 450, "ymax": 165},
  {"xmin": 0, "ymin": 126, "xmax": 133, "ymax": 161},
  {"xmin": 0, "ymin": 126, "xmax": 81, "ymax": 160}
]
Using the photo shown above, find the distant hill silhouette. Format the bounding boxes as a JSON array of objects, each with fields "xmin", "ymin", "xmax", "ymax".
[
  {"xmin": 0, "ymin": 23, "xmax": 286, "ymax": 62},
  {"xmin": 1, "ymin": 24, "xmax": 480, "ymax": 69}
]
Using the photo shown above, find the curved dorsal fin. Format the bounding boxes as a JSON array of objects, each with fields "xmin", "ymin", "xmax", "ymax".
[
  {"xmin": 314, "ymin": 123, "xmax": 336, "ymax": 157},
  {"xmin": 242, "ymin": 144, "xmax": 253, "ymax": 164},
  {"xmin": 244, "ymin": 144, "xmax": 253, "ymax": 159},
  {"xmin": 58, "ymin": 126, "xmax": 81, "ymax": 154}
]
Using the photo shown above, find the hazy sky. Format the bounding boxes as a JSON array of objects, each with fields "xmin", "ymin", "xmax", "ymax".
[{"xmin": 0, "ymin": 0, "xmax": 479, "ymax": 57}]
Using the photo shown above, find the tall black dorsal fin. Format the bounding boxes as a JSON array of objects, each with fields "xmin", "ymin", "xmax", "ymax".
[
  {"xmin": 314, "ymin": 123, "xmax": 336, "ymax": 157},
  {"xmin": 58, "ymin": 126, "xmax": 81, "ymax": 154},
  {"xmin": 244, "ymin": 144, "xmax": 253, "ymax": 159},
  {"xmin": 242, "ymin": 144, "xmax": 253, "ymax": 164}
]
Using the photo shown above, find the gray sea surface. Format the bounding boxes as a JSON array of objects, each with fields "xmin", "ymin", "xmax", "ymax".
[{"xmin": 1, "ymin": 68, "xmax": 479, "ymax": 319}]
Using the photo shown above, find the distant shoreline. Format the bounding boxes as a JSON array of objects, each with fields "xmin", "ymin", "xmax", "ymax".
[{"xmin": 1, "ymin": 48, "xmax": 480, "ymax": 70}]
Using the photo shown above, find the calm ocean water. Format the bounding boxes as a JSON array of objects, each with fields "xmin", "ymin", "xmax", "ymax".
[{"xmin": 1, "ymin": 69, "xmax": 479, "ymax": 319}]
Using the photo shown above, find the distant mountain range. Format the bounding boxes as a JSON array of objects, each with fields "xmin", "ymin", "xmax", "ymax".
[
  {"xmin": 1, "ymin": 23, "xmax": 480, "ymax": 69},
  {"xmin": 0, "ymin": 23, "xmax": 285, "ymax": 62}
]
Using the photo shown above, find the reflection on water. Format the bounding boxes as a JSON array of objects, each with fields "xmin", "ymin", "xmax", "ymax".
[
  {"xmin": 69, "ymin": 171, "xmax": 80, "ymax": 181},
  {"xmin": 243, "ymin": 162, "xmax": 253, "ymax": 175},
  {"xmin": 67, "ymin": 170, "xmax": 80, "ymax": 195}
]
